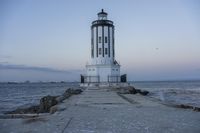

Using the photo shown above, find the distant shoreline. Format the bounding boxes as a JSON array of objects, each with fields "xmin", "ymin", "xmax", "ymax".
[{"xmin": 1, "ymin": 79, "xmax": 200, "ymax": 84}]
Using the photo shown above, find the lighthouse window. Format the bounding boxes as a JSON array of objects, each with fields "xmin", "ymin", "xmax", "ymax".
[
  {"xmin": 98, "ymin": 37, "xmax": 101, "ymax": 43},
  {"xmin": 91, "ymin": 48, "xmax": 94, "ymax": 58},
  {"xmin": 99, "ymin": 48, "xmax": 102, "ymax": 55},
  {"xmin": 105, "ymin": 37, "xmax": 108, "ymax": 43},
  {"xmin": 105, "ymin": 48, "xmax": 108, "ymax": 55}
]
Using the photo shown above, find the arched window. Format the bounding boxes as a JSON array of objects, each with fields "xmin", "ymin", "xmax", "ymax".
[
  {"xmin": 105, "ymin": 37, "xmax": 107, "ymax": 43},
  {"xmin": 99, "ymin": 37, "xmax": 101, "ymax": 43},
  {"xmin": 105, "ymin": 48, "xmax": 108, "ymax": 55},
  {"xmin": 99, "ymin": 48, "xmax": 102, "ymax": 55}
]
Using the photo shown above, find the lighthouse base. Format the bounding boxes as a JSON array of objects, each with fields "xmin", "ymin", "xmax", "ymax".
[
  {"xmin": 85, "ymin": 64, "xmax": 120, "ymax": 83},
  {"xmin": 80, "ymin": 82, "xmax": 130, "ymax": 87}
]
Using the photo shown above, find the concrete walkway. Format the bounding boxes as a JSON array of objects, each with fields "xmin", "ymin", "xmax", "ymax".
[{"xmin": 0, "ymin": 87, "xmax": 200, "ymax": 133}]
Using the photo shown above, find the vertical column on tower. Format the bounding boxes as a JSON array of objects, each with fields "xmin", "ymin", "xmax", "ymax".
[
  {"xmin": 108, "ymin": 26, "xmax": 110, "ymax": 57},
  {"xmin": 112, "ymin": 26, "xmax": 115, "ymax": 58},
  {"xmin": 96, "ymin": 26, "xmax": 98, "ymax": 57},
  {"xmin": 91, "ymin": 27, "xmax": 94, "ymax": 58},
  {"xmin": 102, "ymin": 26, "xmax": 104, "ymax": 57}
]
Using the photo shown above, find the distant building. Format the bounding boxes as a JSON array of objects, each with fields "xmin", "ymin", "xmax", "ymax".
[{"xmin": 81, "ymin": 9, "xmax": 127, "ymax": 85}]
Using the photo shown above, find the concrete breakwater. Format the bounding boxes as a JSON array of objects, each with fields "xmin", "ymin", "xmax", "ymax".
[
  {"xmin": 5, "ymin": 85, "xmax": 200, "ymax": 116},
  {"xmin": 2, "ymin": 86, "xmax": 149, "ymax": 118},
  {"xmin": 0, "ymin": 86, "xmax": 200, "ymax": 133}
]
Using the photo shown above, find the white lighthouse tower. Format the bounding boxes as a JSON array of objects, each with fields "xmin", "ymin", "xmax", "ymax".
[{"xmin": 81, "ymin": 9, "xmax": 126, "ymax": 85}]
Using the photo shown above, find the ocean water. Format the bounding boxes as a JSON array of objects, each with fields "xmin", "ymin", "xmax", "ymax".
[
  {"xmin": 0, "ymin": 82, "xmax": 79, "ymax": 114},
  {"xmin": 132, "ymin": 80, "xmax": 200, "ymax": 107},
  {"xmin": 0, "ymin": 81, "xmax": 200, "ymax": 114}
]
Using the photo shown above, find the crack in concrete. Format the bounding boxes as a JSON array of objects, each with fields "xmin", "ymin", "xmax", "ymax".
[
  {"xmin": 61, "ymin": 117, "xmax": 73, "ymax": 133},
  {"xmin": 117, "ymin": 93, "xmax": 139, "ymax": 104}
]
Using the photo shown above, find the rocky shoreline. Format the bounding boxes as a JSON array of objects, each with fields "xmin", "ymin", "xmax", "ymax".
[
  {"xmin": 116, "ymin": 86, "xmax": 149, "ymax": 95},
  {"xmin": 3, "ymin": 85, "xmax": 200, "ymax": 117},
  {"xmin": 116, "ymin": 86, "xmax": 200, "ymax": 112},
  {"xmin": 4, "ymin": 86, "xmax": 150, "ymax": 115},
  {"xmin": 5, "ymin": 88, "xmax": 83, "ymax": 115}
]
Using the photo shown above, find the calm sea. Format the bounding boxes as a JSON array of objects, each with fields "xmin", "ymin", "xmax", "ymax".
[
  {"xmin": 0, "ymin": 82, "xmax": 79, "ymax": 114},
  {"xmin": 132, "ymin": 80, "xmax": 200, "ymax": 107},
  {"xmin": 0, "ymin": 81, "xmax": 200, "ymax": 114}
]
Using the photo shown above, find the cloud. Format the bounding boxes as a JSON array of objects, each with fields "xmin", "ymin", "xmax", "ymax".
[
  {"xmin": 0, "ymin": 55, "xmax": 12, "ymax": 59},
  {"xmin": 0, "ymin": 61, "xmax": 9, "ymax": 64},
  {"xmin": 0, "ymin": 63, "xmax": 81, "ymax": 73},
  {"xmin": 0, "ymin": 63, "xmax": 83, "ymax": 82}
]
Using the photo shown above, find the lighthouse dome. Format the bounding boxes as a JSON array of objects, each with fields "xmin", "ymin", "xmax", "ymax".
[{"xmin": 97, "ymin": 9, "xmax": 107, "ymax": 20}]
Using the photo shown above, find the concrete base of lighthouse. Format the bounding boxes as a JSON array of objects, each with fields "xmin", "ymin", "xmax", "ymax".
[
  {"xmin": 80, "ymin": 63, "xmax": 128, "ymax": 87},
  {"xmin": 80, "ymin": 82, "xmax": 130, "ymax": 87},
  {"xmin": 85, "ymin": 64, "xmax": 120, "ymax": 83}
]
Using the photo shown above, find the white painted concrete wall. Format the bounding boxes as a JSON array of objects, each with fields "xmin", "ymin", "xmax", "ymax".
[
  {"xmin": 86, "ymin": 64, "xmax": 120, "ymax": 82},
  {"xmin": 91, "ymin": 26, "xmax": 115, "ymax": 65}
]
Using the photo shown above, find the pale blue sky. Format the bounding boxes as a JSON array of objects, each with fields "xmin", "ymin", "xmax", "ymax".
[{"xmin": 0, "ymin": 0, "xmax": 200, "ymax": 81}]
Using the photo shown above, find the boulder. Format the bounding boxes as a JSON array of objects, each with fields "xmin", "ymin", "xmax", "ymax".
[
  {"xmin": 49, "ymin": 105, "xmax": 58, "ymax": 114},
  {"xmin": 176, "ymin": 104, "xmax": 193, "ymax": 109},
  {"xmin": 139, "ymin": 90, "xmax": 149, "ymax": 96},
  {"xmin": 129, "ymin": 87, "xmax": 137, "ymax": 94},
  {"xmin": 72, "ymin": 89, "xmax": 83, "ymax": 94},
  {"xmin": 6, "ymin": 88, "xmax": 83, "ymax": 114},
  {"xmin": 128, "ymin": 87, "xmax": 149, "ymax": 96},
  {"xmin": 136, "ymin": 89, "xmax": 141, "ymax": 93},
  {"xmin": 24, "ymin": 105, "xmax": 40, "ymax": 113},
  {"xmin": 65, "ymin": 88, "xmax": 82, "ymax": 95},
  {"xmin": 56, "ymin": 93, "xmax": 71, "ymax": 103},
  {"xmin": 193, "ymin": 107, "xmax": 200, "ymax": 112},
  {"xmin": 39, "ymin": 95, "xmax": 58, "ymax": 113},
  {"xmin": 50, "ymin": 105, "xmax": 66, "ymax": 114},
  {"xmin": 6, "ymin": 105, "xmax": 40, "ymax": 114},
  {"xmin": 116, "ymin": 86, "xmax": 132, "ymax": 94}
]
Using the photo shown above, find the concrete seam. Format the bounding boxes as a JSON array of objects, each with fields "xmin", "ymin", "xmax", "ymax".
[
  {"xmin": 61, "ymin": 117, "xmax": 73, "ymax": 133},
  {"xmin": 117, "ymin": 93, "xmax": 138, "ymax": 104}
]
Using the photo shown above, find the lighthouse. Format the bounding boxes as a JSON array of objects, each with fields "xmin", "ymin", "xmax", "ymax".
[{"xmin": 81, "ymin": 9, "xmax": 127, "ymax": 85}]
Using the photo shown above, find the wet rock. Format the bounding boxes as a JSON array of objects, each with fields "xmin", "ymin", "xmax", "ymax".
[
  {"xmin": 117, "ymin": 86, "xmax": 149, "ymax": 96},
  {"xmin": 139, "ymin": 90, "xmax": 149, "ymax": 96},
  {"xmin": 49, "ymin": 105, "xmax": 58, "ymax": 114},
  {"xmin": 39, "ymin": 95, "xmax": 58, "ymax": 113},
  {"xmin": 174, "ymin": 104, "xmax": 200, "ymax": 112},
  {"xmin": 175, "ymin": 104, "xmax": 193, "ymax": 109},
  {"xmin": 126, "ymin": 86, "xmax": 136, "ymax": 94},
  {"xmin": 5, "ymin": 88, "xmax": 83, "ymax": 114},
  {"xmin": 56, "ymin": 93, "xmax": 71, "ymax": 103},
  {"xmin": 66, "ymin": 88, "xmax": 83, "ymax": 95},
  {"xmin": 23, "ymin": 117, "xmax": 47, "ymax": 124},
  {"xmin": 116, "ymin": 86, "xmax": 133, "ymax": 94},
  {"xmin": 193, "ymin": 107, "xmax": 200, "ymax": 112},
  {"xmin": 0, "ymin": 114, "xmax": 40, "ymax": 119},
  {"xmin": 37, "ymin": 88, "xmax": 83, "ymax": 113},
  {"xmin": 128, "ymin": 87, "xmax": 149, "ymax": 96},
  {"xmin": 56, "ymin": 88, "xmax": 82, "ymax": 102},
  {"xmin": 50, "ymin": 105, "xmax": 66, "ymax": 114},
  {"xmin": 6, "ymin": 105, "xmax": 40, "ymax": 114},
  {"xmin": 136, "ymin": 89, "xmax": 142, "ymax": 93}
]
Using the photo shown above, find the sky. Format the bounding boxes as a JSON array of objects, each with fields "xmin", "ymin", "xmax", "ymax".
[{"xmin": 0, "ymin": 0, "xmax": 200, "ymax": 82}]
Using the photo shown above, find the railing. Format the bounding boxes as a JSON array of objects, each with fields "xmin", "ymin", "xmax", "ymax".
[
  {"xmin": 81, "ymin": 75, "xmax": 100, "ymax": 83},
  {"xmin": 81, "ymin": 75, "xmax": 125, "ymax": 83},
  {"xmin": 108, "ymin": 75, "xmax": 120, "ymax": 83},
  {"xmin": 92, "ymin": 20, "xmax": 113, "ymax": 25}
]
